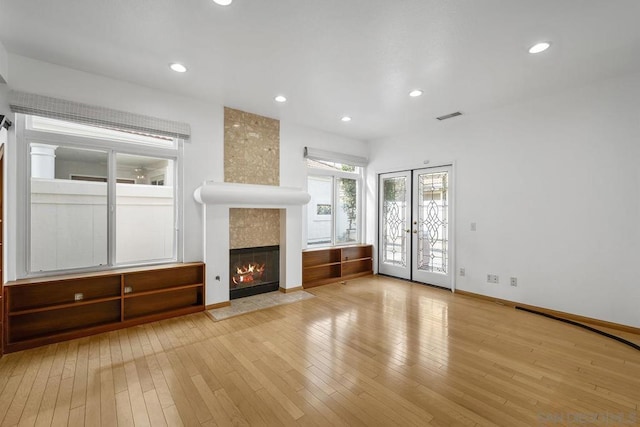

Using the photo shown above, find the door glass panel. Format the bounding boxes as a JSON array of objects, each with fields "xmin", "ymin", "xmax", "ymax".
[
  {"xmin": 336, "ymin": 177, "xmax": 358, "ymax": 244},
  {"xmin": 382, "ymin": 177, "xmax": 407, "ymax": 266},
  {"xmin": 30, "ymin": 144, "xmax": 108, "ymax": 272},
  {"xmin": 417, "ymin": 171, "xmax": 448, "ymax": 274}
]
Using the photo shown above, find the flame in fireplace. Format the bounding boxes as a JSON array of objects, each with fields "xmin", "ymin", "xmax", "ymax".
[{"xmin": 232, "ymin": 263, "xmax": 265, "ymax": 285}]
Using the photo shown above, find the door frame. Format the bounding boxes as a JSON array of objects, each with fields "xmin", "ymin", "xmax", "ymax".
[{"xmin": 376, "ymin": 161, "xmax": 456, "ymax": 292}]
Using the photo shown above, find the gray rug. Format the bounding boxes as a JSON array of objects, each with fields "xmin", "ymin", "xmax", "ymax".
[{"xmin": 208, "ymin": 290, "xmax": 315, "ymax": 320}]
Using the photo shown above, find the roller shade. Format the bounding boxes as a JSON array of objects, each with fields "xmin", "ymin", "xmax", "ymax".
[
  {"xmin": 303, "ymin": 147, "xmax": 368, "ymax": 167},
  {"xmin": 9, "ymin": 91, "xmax": 190, "ymax": 140}
]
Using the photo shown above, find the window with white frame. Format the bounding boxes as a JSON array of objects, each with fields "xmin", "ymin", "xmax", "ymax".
[
  {"xmin": 306, "ymin": 154, "xmax": 365, "ymax": 247},
  {"xmin": 17, "ymin": 114, "xmax": 182, "ymax": 275}
]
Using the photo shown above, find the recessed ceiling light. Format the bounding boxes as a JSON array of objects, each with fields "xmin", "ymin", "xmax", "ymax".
[
  {"xmin": 409, "ymin": 89, "xmax": 423, "ymax": 97},
  {"xmin": 341, "ymin": 116, "xmax": 352, "ymax": 122},
  {"xmin": 274, "ymin": 95, "xmax": 287, "ymax": 103},
  {"xmin": 528, "ymin": 42, "xmax": 551, "ymax": 54},
  {"xmin": 213, "ymin": 0, "xmax": 232, "ymax": 5},
  {"xmin": 170, "ymin": 63, "xmax": 187, "ymax": 73}
]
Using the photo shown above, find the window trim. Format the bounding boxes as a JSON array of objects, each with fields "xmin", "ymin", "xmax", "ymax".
[{"xmin": 16, "ymin": 113, "xmax": 183, "ymax": 278}]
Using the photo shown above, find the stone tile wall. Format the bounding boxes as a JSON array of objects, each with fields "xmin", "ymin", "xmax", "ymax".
[{"xmin": 224, "ymin": 107, "xmax": 281, "ymax": 248}]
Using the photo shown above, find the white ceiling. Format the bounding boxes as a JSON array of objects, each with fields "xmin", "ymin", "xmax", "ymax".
[{"xmin": 1, "ymin": 0, "xmax": 640, "ymax": 140}]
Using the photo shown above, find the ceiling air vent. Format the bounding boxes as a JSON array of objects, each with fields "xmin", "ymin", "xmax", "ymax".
[{"xmin": 436, "ymin": 111, "xmax": 462, "ymax": 121}]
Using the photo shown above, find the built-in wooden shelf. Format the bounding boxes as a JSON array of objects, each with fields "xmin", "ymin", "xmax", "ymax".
[
  {"xmin": 302, "ymin": 244, "xmax": 373, "ymax": 288},
  {"xmin": 3, "ymin": 262, "xmax": 205, "ymax": 353}
]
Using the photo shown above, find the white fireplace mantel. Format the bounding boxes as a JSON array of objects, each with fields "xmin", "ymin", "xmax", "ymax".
[
  {"xmin": 194, "ymin": 181, "xmax": 310, "ymax": 307},
  {"xmin": 194, "ymin": 181, "xmax": 310, "ymax": 208}
]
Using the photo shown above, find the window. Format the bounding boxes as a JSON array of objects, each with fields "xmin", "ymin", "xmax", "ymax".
[
  {"xmin": 306, "ymin": 158, "xmax": 363, "ymax": 247},
  {"xmin": 19, "ymin": 114, "xmax": 181, "ymax": 275},
  {"xmin": 316, "ymin": 204, "xmax": 332, "ymax": 215}
]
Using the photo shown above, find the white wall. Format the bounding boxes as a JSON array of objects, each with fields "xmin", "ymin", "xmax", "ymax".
[
  {"xmin": 1, "ymin": 80, "xmax": 11, "ymax": 285},
  {"xmin": 56, "ymin": 159, "xmax": 108, "ymax": 180},
  {"xmin": 367, "ymin": 72, "xmax": 640, "ymax": 327},
  {"xmin": 0, "ymin": 41, "xmax": 8, "ymax": 84}
]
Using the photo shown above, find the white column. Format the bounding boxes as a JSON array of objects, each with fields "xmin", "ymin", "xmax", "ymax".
[
  {"xmin": 281, "ymin": 206, "xmax": 303, "ymax": 290},
  {"xmin": 205, "ymin": 205, "xmax": 230, "ymax": 305},
  {"xmin": 30, "ymin": 143, "xmax": 57, "ymax": 179}
]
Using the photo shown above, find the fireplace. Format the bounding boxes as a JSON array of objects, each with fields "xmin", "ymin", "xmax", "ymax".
[{"xmin": 229, "ymin": 245, "xmax": 280, "ymax": 299}]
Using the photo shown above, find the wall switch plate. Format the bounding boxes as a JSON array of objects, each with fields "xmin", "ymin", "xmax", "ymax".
[
  {"xmin": 460, "ymin": 267, "xmax": 465, "ymax": 276},
  {"xmin": 510, "ymin": 277, "xmax": 517, "ymax": 287},
  {"xmin": 74, "ymin": 293, "xmax": 84, "ymax": 301},
  {"xmin": 470, "ymin": 222, "xmax": 477, "ymax": 231}
]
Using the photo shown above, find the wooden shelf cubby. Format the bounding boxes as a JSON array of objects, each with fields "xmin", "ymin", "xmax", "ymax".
[
  {"xmin": 302, "ymin": 244, "xmax": 373, "ymax": 288},
  {"xmin": 3, "ymin": 262, "xmax": 205, "ymax": 353}
]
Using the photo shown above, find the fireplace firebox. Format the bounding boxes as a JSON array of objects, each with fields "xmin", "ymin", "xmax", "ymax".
[{"xmin": 229, "ymin": 245, "xmax": 280, "ymax": 299}]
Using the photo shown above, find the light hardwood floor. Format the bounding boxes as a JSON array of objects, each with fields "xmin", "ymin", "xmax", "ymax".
[{"xmin": 1, "ymin": 275, "xmax": 639, "ymax": 426}]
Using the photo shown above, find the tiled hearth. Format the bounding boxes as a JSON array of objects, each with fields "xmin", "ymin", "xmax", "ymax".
[{"xmin": 207, "ymin": 290, "xmax": 314, "ymax": 320}]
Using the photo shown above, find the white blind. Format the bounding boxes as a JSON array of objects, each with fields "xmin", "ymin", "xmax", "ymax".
[
  {"xmin": 304, "ymin": 147, "xmax": 368, "ymax": 167},
  {"xmin": 9, "ymin": 91, "xmax": 190, "ymax": 140}
]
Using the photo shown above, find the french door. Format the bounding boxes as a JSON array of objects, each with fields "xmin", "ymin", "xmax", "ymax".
[
  {"xmin": 378, "ymin": 171, "xmax": 411, "ymax": 279},
  {"xmin": 378, "ymin": 166, "xmax": 453, "ymax": 288}
]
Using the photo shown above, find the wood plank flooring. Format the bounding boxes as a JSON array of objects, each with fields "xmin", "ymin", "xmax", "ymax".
[{"xmin": 1, "ymin": 275, "xmax": 639, "ymax": 426}]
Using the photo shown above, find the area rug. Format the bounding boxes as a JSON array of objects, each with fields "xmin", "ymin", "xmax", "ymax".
[{"xmin": 207, "ymin": 290, "xmax": 315, "ymax": 320}]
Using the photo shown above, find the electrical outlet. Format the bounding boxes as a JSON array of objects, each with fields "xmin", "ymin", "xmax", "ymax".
[
  {"xmin": 74, "ymin": 292, "xmax": 84, "ymax": 301},
  {"xmin": 487, "ymin": 274, "xmax": 492, "ymax": 283},
  {"xmin": 510, "ymin": 277, "xmax": 517, "ymax": 287},
  {"xmin": 487, "ymin": 274, "xmax": 499, "ymax": 284},
  {"xmin": 124, "ymin": 286, "xmax": 133, "ymax": 294},
  {"xmin": 460, "ymin": 267, "xmax": 465, "ymax": 276}
]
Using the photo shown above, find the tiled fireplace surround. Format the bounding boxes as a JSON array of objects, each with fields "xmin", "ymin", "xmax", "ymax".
[{"xmin": 195, "ymin": 108, "xmax": 307, "ymax": 307}]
